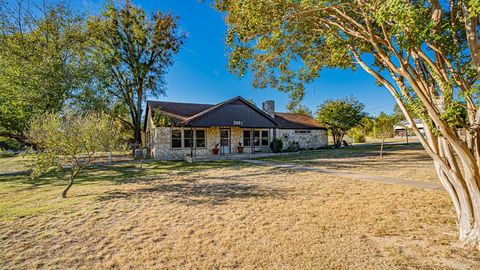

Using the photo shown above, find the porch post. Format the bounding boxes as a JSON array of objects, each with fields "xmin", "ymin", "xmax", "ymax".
[
  {"xmin": 251, "ymin": 128, "xmax": 254, "ymax": 155},
  {"xmin": 190, "ymin": 127, "xmax": 193, "ymax": 160}
]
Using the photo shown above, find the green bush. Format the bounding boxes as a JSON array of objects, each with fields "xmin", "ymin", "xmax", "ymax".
[
  {"xmin": 270, "ymin": 138, "xmax": 283, "ymax": 153},
  {"xmin": 286, "ymin": 141, "xmax": 300, "ymax": 152},
  {"xmin": 354, "ymin": 134, "xmax": 366, "ymax": 143}
]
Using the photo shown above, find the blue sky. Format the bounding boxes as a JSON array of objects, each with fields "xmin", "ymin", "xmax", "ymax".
[{"xmin": 80, "ymin": 0, "xmax": 396, "ymax": 115}]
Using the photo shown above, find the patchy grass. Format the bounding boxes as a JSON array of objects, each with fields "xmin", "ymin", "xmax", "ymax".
[
  {"xmin": 0, "ymin": 155, "xmax": 30, "ymax": 173},
  {"xmin": 261, "ymin": 143, "xmax": 438, "ymax": 182},
  {"xmin": 1, "ymin": 157, "xmax": 480, "ymax": 269}
]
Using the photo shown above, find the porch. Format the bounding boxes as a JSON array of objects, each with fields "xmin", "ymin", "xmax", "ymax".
[{"xmin": 148, "ymin": 126, "xmax": 276, "ymax": 160}]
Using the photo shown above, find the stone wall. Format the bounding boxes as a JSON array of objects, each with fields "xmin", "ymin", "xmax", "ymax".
[
  {"xmin": 276, "ymin": 129, "xmax": 328, "ymax": 150},
  {"xmin": 152, "ymin": 127, "xmax": 213, "ymax": 160}
]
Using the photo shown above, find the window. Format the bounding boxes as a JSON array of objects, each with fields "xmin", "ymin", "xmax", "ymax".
[
  {"xmin": 244, "ymin": 129, "xmax": 269, "ymax": 147},
  {"xmin": 261, "ymin": 130, "xmax": 269, "ymax": 146},
  {"xmin": 295, "ymin": 130, "xmax": 311, "ymax": 134},
  {"xmin": 196, "ymin": 130, "xmax": 206, "ymax": 148},
  {"xmin": 184, "ymin": 130, "xmax": 192, "ymax": 148},
  {"xmin": 243, "ymin": 130, "xmax": 251, "ymax": 146},
  {"xmin": 253, "ymin": 130, "xmax": 260, "ymax": 146},
  {"xmin": 171, "ymin": 129, "xmax": 182, "ymax": 148}
]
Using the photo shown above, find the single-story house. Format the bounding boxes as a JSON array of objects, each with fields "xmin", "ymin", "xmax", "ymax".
[{"xmin": 144, "ymin": 96, "xmax": 327, "ymax": 160}]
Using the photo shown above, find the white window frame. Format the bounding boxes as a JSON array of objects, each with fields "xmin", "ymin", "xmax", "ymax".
[
  {"xmin": 243, "ymin": 129, "xmax": 269, "ymax": 147},
  {"xmin": 194, "ymin": 129, "xmax": 206, "ymax": 148},
  {"xmin": 171, "ymin": 128, "xmax": 182, "ymax": 149},
  {"xmin": 171, "ymin": 128, "xmax": 207, "ymax": 149},
  {"xmin": 260, "ymin": 129, "xmax": 269, "ymax": 146}
]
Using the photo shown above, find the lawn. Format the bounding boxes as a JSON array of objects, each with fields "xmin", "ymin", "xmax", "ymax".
[
  {"xmin": 261, "ymin": 142, "xmax": 438, "ymax": 183},
  {"xmin": 1, "ymin": 149, "xmax": 480, "ymax": 269}
]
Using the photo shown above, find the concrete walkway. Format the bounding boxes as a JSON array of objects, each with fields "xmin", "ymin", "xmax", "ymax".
[{"xmin": 242, "ymin": 159, "xmax": 444, "ymax": 191}]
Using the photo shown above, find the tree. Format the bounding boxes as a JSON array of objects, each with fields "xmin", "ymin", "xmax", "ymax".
[
  {"xmin": 89, "ymin": 0, "xmax": 185, "ymax": 146},
  {"xmin": 0, "ymin": 0, "xmax": 95, "ymax": 146},
  {"xmin": 393, "ymin": 104, "xmax": 406, "ymax": 121},
  {"xmin": 28, "ymin": 112, "xmax": 121, "ymax": 198},
  {"xmin": 289, "ymin": 104, "xmax": 313, "ymax": 117},
  {"xmin": 350, "ymin": 116, "xmax": 374, "ymax": 142},
  {"xmin": 375, "ymin": 112, "xmax": 400, "ymax": 157},
  {"xmin": 216, "ymin": 0, "xmax": 480, "ymax": 248},
  {"xmin": 316, "ymin": 97, "xmax": 366, "ymax": 148}
]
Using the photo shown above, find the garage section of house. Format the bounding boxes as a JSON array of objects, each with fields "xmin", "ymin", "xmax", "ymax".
[{"xmin": 144, "ymin": 96, "xmax": 327, "ymax": 160}]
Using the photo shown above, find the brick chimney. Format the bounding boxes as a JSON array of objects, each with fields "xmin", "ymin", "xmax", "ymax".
[{"xmin": 262, "ymin": 100, "xmax": 275, "ymax": 118}]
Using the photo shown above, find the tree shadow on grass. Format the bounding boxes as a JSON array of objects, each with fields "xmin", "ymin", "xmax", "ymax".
[
  {"xmin": 0, "ymin": 160, "xmax": 249, "ymax": 192},
  {"xmin": 97, "ymin": 168, "xmax": 286, "ymax": 205}
]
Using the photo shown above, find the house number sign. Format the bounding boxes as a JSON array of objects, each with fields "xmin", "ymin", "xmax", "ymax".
[{"xmin": 233, "ymin": 120, "xmax": 244, "ymax": 126}]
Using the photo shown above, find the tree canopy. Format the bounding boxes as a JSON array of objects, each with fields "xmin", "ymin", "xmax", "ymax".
[
  {"xmin": 88, "ymin": 0, "xmax": 185, "ymax": 145},
  {"xmin": 316, "ymin": 97, "xmax": 366, "ymax": 147},
  {"xmin": 0, "ymin": 1, "xmax": 93, "ymax": 145}
]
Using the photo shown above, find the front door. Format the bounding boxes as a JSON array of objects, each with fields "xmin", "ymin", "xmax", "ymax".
[{"xmin": 220, "ymin": 128, "xmax": 230, "ymax": 154}]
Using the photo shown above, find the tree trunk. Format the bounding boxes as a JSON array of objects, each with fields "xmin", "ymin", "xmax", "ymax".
[
  {"xmin": 0, "ymin": 131, "xmax": 37, "ymax": 148},
  {"xmin": 351, "ymin": 44, "xmax": 480, "ymax": 249},
  {"xmin": 406, "ymin": 128, "xmax": 408, "ymax": 146},
  {"xmin": 133, "ymin": 122, "xmax": 142, "ymax": 147},
  {"xmin": 333, "ymin": 132, "xmax": 343, "ymax": 148},
  {"xmin": 62, "ymin": 168, "xmax": 81, "ymax": 198},
  {"xmin": 62, "ymin": 176, "xmax": 74, "ymax": 198},
  {"xmin": 380, "ymin": 137, "xmax": 385, "ymax": 158}
]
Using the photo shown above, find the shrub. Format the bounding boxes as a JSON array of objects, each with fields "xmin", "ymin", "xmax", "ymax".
[
  {"xmin": 286, "ymin": 141, "xmax": 300, "ymax": 152},
  {"xmin": 354, "ymin": 134, "xmax": 366, "ymax": 143},
  {"xmin": 28, "ymin": 112, "xmax": 123, "ymax": 198},
  {"xmin": 270, "ymin": 138, "xmax": 283, "ymax": 153}
]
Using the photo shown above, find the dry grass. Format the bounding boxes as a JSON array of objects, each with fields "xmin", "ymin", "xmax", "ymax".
[
  {"xmin": 0, "ymin": 155, "xmax": 29, "ymax": 173},
  {"xmin": 1, "ymin": 158, "xmax": 480, "ymax": 269},
  {"xmin": 263, "ymin": 143, "xmax": 438, "ymax": 182}
]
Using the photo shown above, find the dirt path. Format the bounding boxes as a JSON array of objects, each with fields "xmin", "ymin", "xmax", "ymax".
[{"xmin": 243, "ymin": 159, "xmax": 443, "ymax": 191}]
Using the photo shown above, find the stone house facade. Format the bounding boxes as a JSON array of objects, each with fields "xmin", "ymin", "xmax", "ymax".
[{"xmin": 144, "ymin": 96, "xmax": 327, "ymax": 160}]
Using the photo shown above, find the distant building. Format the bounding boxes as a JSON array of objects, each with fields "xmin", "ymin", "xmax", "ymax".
[{"xmin": 394, "ymin": 119, "xmax": 425, "ymax": 137}]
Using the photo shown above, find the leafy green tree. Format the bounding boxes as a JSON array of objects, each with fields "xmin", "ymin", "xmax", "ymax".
[
  {"xmin": 28, "ymin": 112, "xmax": 122, "ymax": 198},
  {"xmin": 316, "ymin": 97, "xmax": 366, "ymax": 148},
  {"xmin": 216, "ymin": 0, "xmax": 480, "ymax": 247},
  {"xmin": 350, "ymin": 116, "xmax": 374, "ymax": 142},
  {"xmin": 0, "ymin": 0, "xmax": 95, "ymax": 145},
  {"xmin": 393, "ymin": 104, "xmax": 406, "ymax": 122},
  {"xmin": 89, "ymin": 0, "xmax": 185, "ymax": 146}
]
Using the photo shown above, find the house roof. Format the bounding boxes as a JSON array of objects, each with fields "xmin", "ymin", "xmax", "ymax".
[
  {"xmin": 183, "ymin": 96, "xmax": 278, "ymax": 126},
  {"xmin": 394, "ymin": 119, "xmax": 425, "ymax": 129},
  {"xmin": 145, "ymin": 97, "xmax": 325, "ymax": 130},
  {"xmin": 274, "ymin": 112, "xmax": 326, "ymax": 129},
  {"xmin": 147, "ymin": 100, "xmax": 214, "ymax": 123}
]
